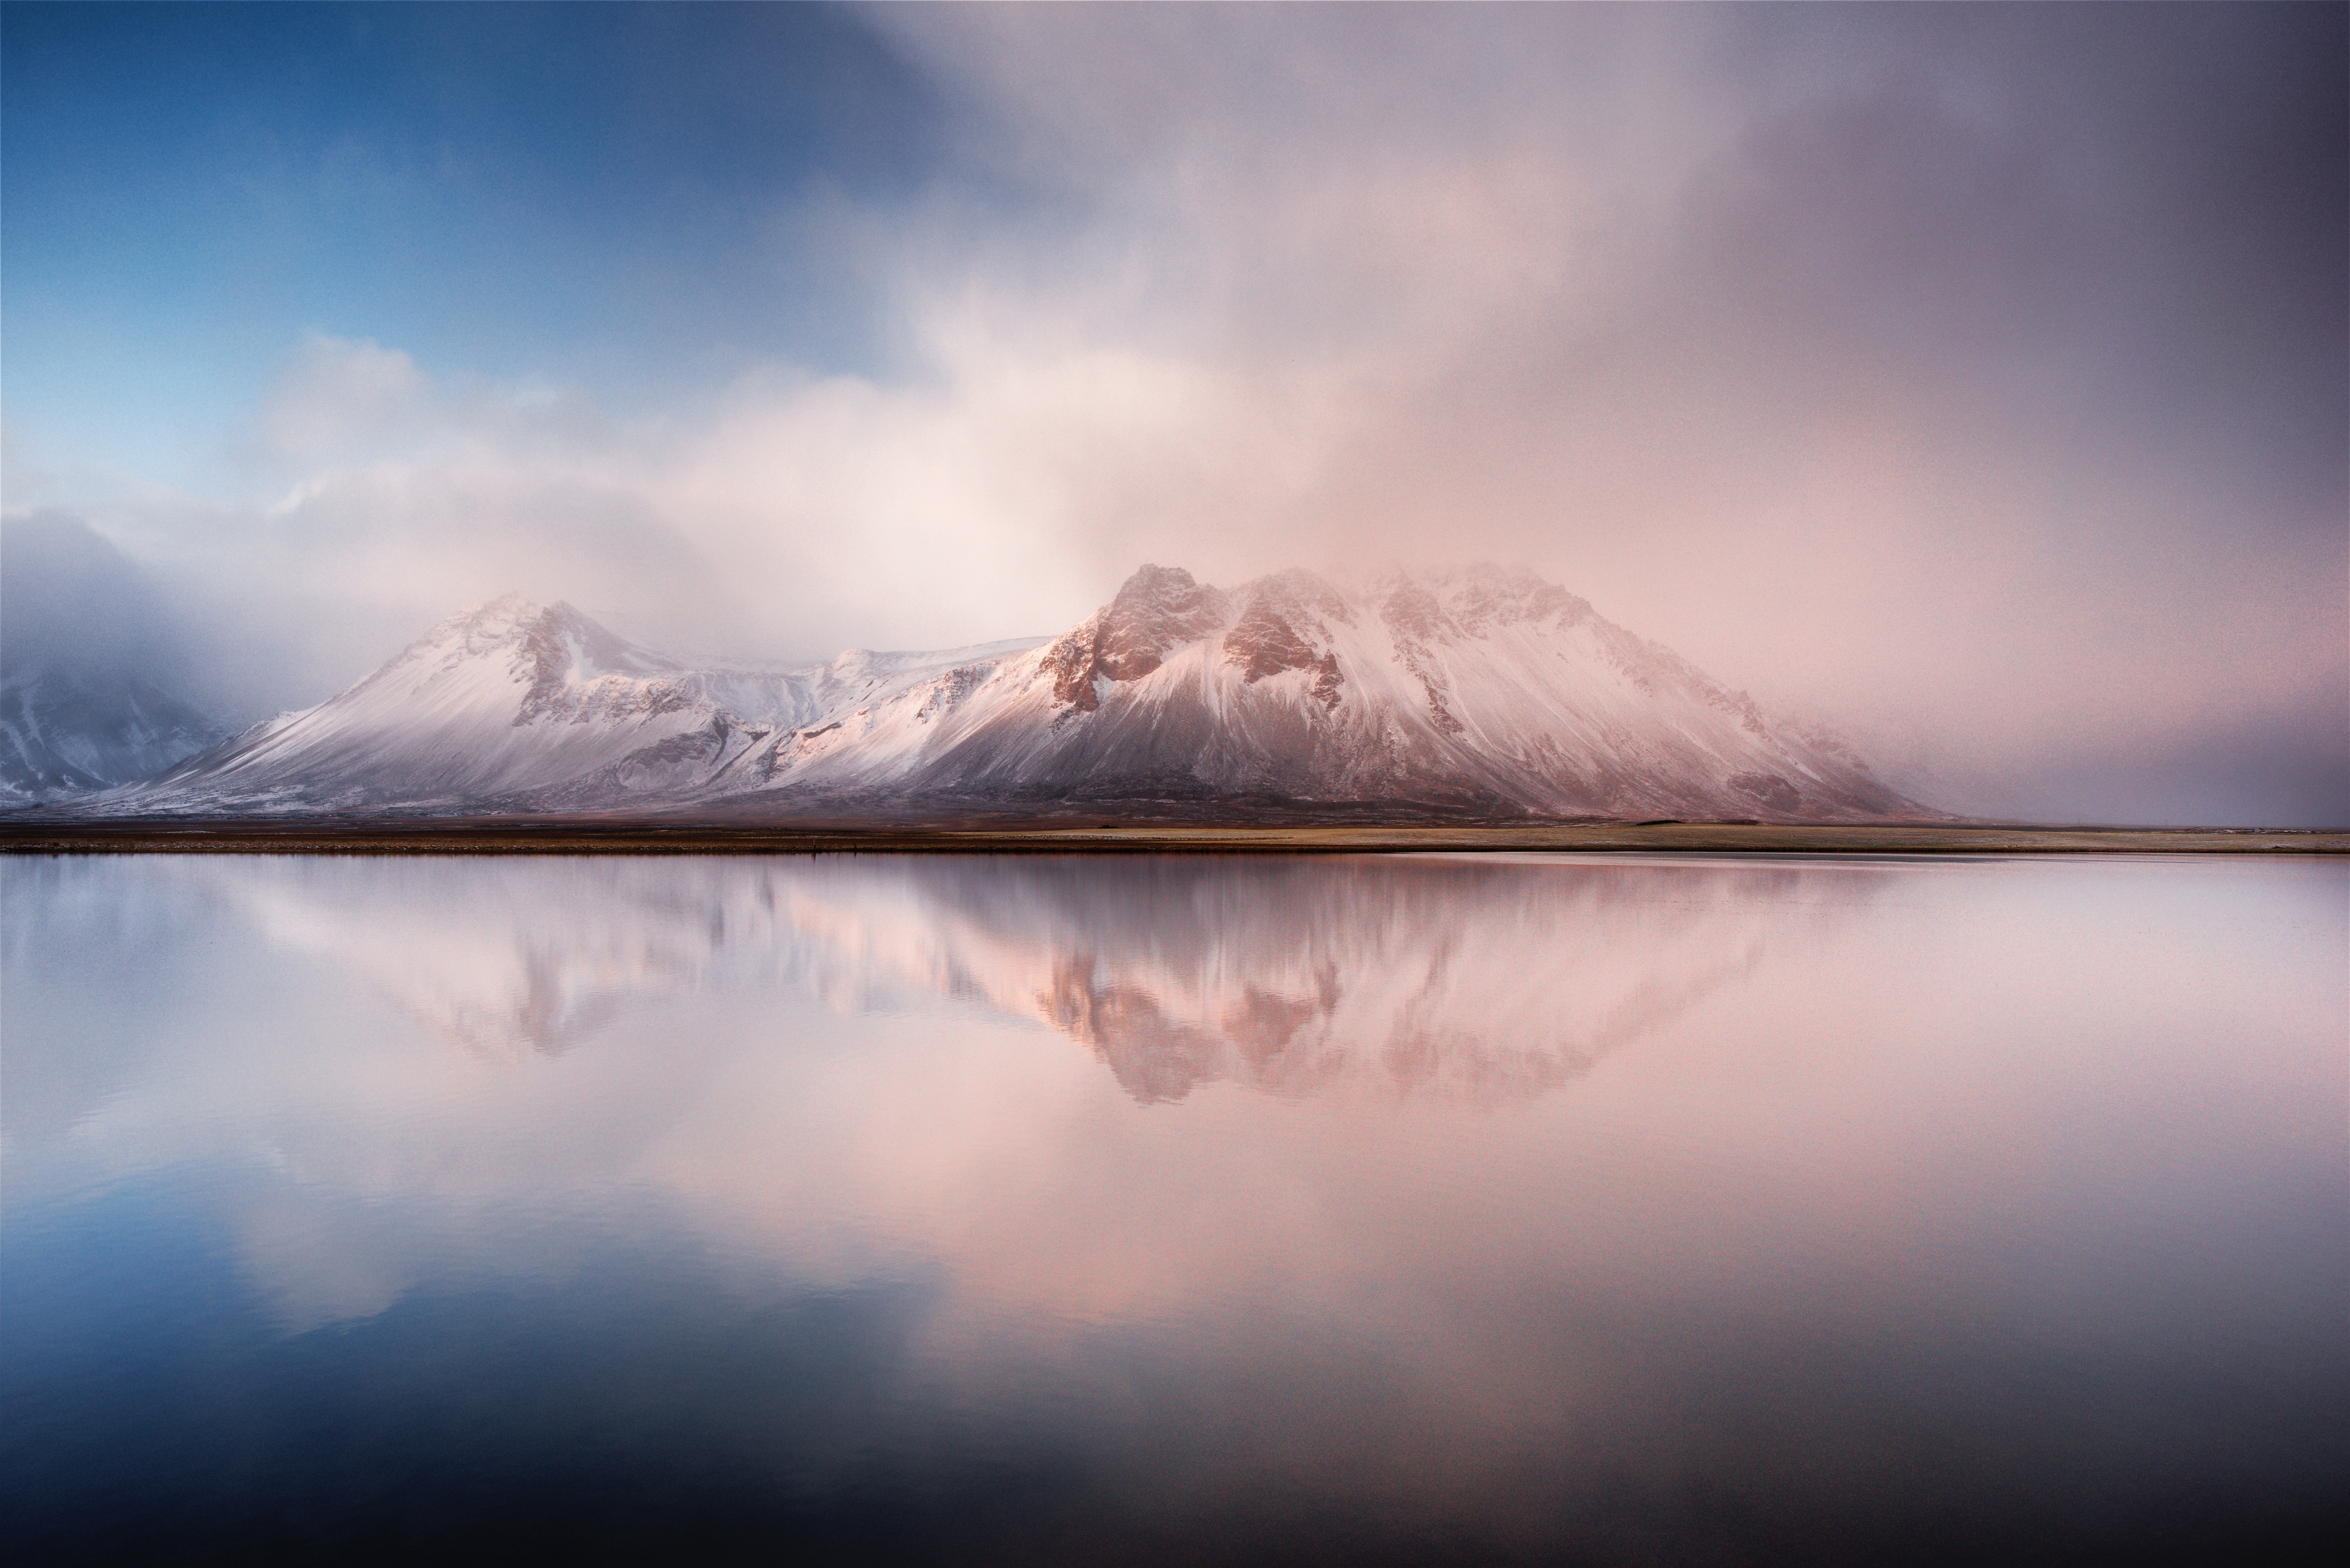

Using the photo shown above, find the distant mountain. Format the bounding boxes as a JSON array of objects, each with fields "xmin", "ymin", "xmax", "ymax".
[
  {"xmin": 72, "ymin": 563, "xmax": 1930, "ymax": 821},
  {"xmin": 0, "ymin": 515, "xmax": 235, "ymax": 803}
]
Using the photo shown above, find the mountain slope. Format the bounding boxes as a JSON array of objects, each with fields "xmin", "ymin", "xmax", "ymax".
[{"xmin": 1, "ymin": 664, "xmax": 229, "ymax": 803}]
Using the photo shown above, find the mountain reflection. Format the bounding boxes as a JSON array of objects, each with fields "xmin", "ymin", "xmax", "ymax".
[{"xmin": 180, "ymin": 854, "xmax": 1877, "ymax": 1102}]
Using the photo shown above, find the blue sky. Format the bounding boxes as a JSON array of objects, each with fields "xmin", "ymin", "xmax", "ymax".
[
  {"xmin": 4, "ymin": 1, "xmax": 959, "ymax": 481},
  {"xmin": 1, "ymin": 2, "xmax": 2343, "ymax": 823}
]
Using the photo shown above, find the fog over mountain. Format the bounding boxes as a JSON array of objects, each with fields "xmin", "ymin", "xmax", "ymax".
[
  {"xmin": 0, "ymin": 514, "xmax": 235, "ymax": 800},
  {"xmin": 2, "ymin": 4, "xmax": 2341, "ymax": 824}
]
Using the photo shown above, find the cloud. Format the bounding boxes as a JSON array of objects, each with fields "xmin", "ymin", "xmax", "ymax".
[
  {"xmin": 154, "ymin": 332, "xmax": 1324, "ymax": 670},
  {"xmin": 5, "ymin": 4, "xmax": 2340, "ymax": 822},
  {"xmin": 252, "ymin": 335, "xmax": 437, "ymax": 464},
  {"xmin": 856, "ymin": 1, "xmax": 2346, "ymax": 821}
]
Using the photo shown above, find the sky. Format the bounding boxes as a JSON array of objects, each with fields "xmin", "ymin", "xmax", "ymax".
[{"xmin": 1, "ymin": 1, "xmax": 2343, "ymax": 824}]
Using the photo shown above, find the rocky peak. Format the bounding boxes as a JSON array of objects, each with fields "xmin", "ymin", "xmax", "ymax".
[
  {"xmin": 1222, "ymin": 599, "xmax": 1321, "ymax": 683},
  {"xmin": 421, "ymin": 593, "xmax": 547, "ymax": 653},
  {"xmin": 1105, "ymin": 565, "xmax": 1230, "ymax": 652},
  {"xmin": 411, "ymin": 597, "xmax": 671, "ymax": 680},
  {"xmin": 376, "ymin": 596, "xmax": 687, "ymax": 726},
  {"xmin": 1221, "ymin": 570, "xmax": 1351, "ymax": 704},
  {"xmin": 1239, "ymin": 567, "xmax": 1354, "ymax": 627},
  {"xmin": 544, "ymin": 602, "xmax": 670, "ymax": 670},
  {"xmin": 1046, "ymin": 565, "xmax": 1232, "ymax": 711},
  {"xmin": 1379, "ymin": 579, "xmax": 1458, "ymax": 650},
  {"xmin": 1444, "ymin": 563, "xmax": 1592, "ymax": 635}
]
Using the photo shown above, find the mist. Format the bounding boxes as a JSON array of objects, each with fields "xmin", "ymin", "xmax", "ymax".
[{"xmin": 2, "ymin": 2, "xmax": 2341, "ymax": 824}]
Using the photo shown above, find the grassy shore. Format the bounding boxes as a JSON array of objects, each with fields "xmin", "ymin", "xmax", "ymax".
[{"xmin": 1, "ymin": 818, "xmax": 2341, "ymax": 856}]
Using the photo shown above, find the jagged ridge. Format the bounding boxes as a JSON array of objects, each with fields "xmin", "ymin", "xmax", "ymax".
[{"xmin": 732, "ymin": 562, "xmax": 1924, "ymax": 821}]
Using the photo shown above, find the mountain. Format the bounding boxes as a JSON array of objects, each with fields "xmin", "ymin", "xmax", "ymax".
[
  {"xmin": 741, "ymin": 562, "xmax": 1921, "ymax": 820},
  {"xmin": 111, "ymin": 594, "xmax": 1038, "ymax": 814},
  {"xmin": 73, "ymin": 564, "xmax": 1929, "ymax": 821},
  {"xmin": 0, "ymin": 663, "xmax": 224, "ymax": 805},
  {"xmin": 0, "ymin": 515, "xmax": 236, "ymax": 803}
]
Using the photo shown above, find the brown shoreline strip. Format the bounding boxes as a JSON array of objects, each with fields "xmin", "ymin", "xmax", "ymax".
[{"xmin": 1, "ymin": 821, "xmax": 2342, "ymax": 856}]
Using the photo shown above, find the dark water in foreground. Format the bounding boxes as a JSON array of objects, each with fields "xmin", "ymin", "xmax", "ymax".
[{"xmin": 3, "ymin": 853, "xmax": 2344, "ymax": 1564}]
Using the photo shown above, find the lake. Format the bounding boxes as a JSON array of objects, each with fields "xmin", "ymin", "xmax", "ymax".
[{"xmin": 3, "ymin": 852, "xmax": 2343, "ymax": 1564}]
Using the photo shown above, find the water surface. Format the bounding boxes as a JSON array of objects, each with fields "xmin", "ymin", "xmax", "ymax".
[{"xmin": 4, "ymin": 853, "xmax": 2344, "ymax": 1563}]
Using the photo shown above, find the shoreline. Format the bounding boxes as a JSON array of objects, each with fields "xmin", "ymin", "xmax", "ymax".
[{"xmin": 1, "ymin": 819, "xmax": 2342, "ymax": 856}]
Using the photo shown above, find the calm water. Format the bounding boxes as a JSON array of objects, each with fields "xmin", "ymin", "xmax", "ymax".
[{"xmin": 3, "ymin": 852, "xmax": 2344, "ymax": 1564}]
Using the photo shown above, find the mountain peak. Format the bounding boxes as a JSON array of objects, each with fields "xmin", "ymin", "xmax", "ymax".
[
  {"xmin": 1046, "ymin": 564, "xmax": 1233, "ymax": 711},
  {"xmin": 1106, "ymin": 565, "xmax": 1230, "ymax": 646},
  {"xmin": 433, "ymin": 592, "xmax": 551, "ymax": 636},
  {"xmin": 402, "ymin": 597, "xmax": 675, "ymax": 688}
]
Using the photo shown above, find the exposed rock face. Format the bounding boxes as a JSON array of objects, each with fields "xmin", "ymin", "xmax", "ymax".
[
  {"xmin": 1222, "ymin": 570, "xmax": 1355, "ymax": 708},
  {"xmin": 1380, "ymin": 579, "xmax": 1467, "ymax": 734},
  {"xmin": 1449, "ymin": 568, "xmax": 1592, "ymax": 635},
  {"xmin": 1046, "ymin": 564, "xmax": 1232, "ymax": 711},
  {"xmin": 512, "ymin": 603, "xmax": 698, "ymax": 725},
  {"xmin": 1222, "ymin": 599, "xmax": 1318, "ymax": 683},
  {"xmin": 1308, "ymin": 653, "xmax": 1345, "ymax": 710}
]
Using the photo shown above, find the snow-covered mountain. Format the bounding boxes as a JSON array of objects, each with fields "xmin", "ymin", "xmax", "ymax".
[
  {"xmin": 742, "ymin": 562, "xmax": 1920, "ymax": 819},
  {"xmin": 110, "ymin": 594, "xmax": 1037, "ymax": 813},
  {"xmin": 78, "ymin": 565, "xmax": 1929, "ymax": 821},
  {"xmin": 2, "ymin": 662, "xmax": 228, "ymax": 804}
]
